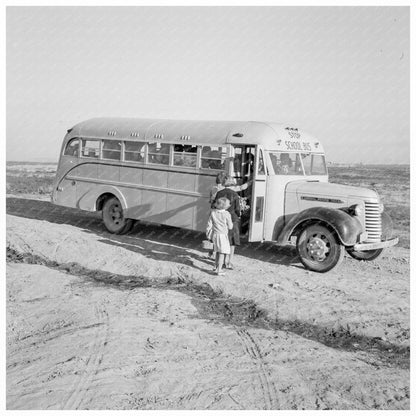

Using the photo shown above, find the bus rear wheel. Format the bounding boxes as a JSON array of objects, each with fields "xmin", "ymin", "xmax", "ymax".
[
  {"xmin": 346, "ymin": 248, "xmax": 383, "ymax": 261},
  {"xmin": 102, "ymin": 196, "xmax": 133, "ymax": 234},
  {"xmin": 296, "ymin": 224, "xmax": 345, "ymax": 273}
]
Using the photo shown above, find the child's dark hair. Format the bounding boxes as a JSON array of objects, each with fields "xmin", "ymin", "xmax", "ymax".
[{"xmin": 216, "ymin": 172, "xmax": 226, "ymax": 185}]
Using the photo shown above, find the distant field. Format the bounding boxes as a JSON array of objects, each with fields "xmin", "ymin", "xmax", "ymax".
[
  {"xmin": 6, "ymin": 162, "xmax": 56, "ymax": 195},
  {"xmin": 6, "ymin": 162, "xmax": 410, "ymax": 247},
  {"xmin": 329, "ymin": 164, "xmax": 410, "ymax": 248},
  {"xmin": 6, "ymin": 161, "xmax": 57, "ymax": 166}
]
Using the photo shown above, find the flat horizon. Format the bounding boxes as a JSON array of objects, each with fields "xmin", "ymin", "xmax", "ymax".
[{"xmin": 6, "ymin": 159, "xmax": 411, "ymax": 167}]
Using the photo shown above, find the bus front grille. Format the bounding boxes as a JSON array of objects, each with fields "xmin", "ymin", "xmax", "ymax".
[{"xmin": 364, "ymin": 201, "xmax": 382, "ymax": 242}]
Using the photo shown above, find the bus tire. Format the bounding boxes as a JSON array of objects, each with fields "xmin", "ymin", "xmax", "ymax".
[
  {"xmin": 102, "ymin": 196, "xmax": 133, "ymax": 234},
  {"xmin": 346, "ymin": 248, "xmax": 383, "ymax": 261},
  {"xmin": 296, "ymin": 224, "xmax": 345, "ymax": 273}
]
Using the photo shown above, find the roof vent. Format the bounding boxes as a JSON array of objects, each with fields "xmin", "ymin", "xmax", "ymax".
[
  {"xmin": 130, "ymin": 132, "xmax": 140, "ymax": 137},
  {"xmin": 232, "ymin": 133, "xmax": 244, "ymax": 138},
  {"xmin": 107, "ymin": 130, "xmax": 117, "ymax": 136},
  {"xmin": 154, "ymin": 133, "xmax": 164, "ymax": 139}
]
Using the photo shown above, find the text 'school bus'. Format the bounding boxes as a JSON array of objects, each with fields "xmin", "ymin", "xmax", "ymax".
[{"xmin": 52, "ymin": 118, "xmax": 398, "ymax": 273}]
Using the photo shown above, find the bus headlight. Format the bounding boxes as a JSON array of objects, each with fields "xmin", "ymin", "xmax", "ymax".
[{"xmin": 349, "ymin": 204, "xmax": 363, "ymax": 216}]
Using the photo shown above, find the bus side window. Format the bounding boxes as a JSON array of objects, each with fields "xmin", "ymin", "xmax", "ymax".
[
  {"xmin": 201, "ymin": 146, "xmax": 226, "ymax": 170},
  {"xmin": 102, "ymin": 140, "xmax": 121, "ymax": 160},
  {"xmin": 148, "ymin": 142, "xmax": 170, "ymax": 165},
  {"xmin": 125, "ymin": 141, "xmax": 145, "ymax": 162},
  {"xmin": 81, "ymin": 139, "xmax": 100, "ymax": 158},
  {"xmin": 64, "ymin": 138, "xmax": 79, "ymax": 157},
  {"xmin": 173, "ymin": 144, "xmax": 197, "ymax": 167}
]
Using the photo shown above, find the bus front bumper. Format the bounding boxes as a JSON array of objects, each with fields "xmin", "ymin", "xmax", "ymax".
[{"xmin": 352, "ymin": 237, "xmax": 399, "ymax": 251}]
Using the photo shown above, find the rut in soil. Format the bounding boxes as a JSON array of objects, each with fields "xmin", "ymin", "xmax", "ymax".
[{"xmin": 7, "ymin": 247, "xmax": 409, "ymax": 370}]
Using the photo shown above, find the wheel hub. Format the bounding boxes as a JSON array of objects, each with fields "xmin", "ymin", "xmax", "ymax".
[
  {"xmin": 111, "ymin": 205, "xmax": 122, "ymax": 221},
  {"xmin": 307, "ymin": 236, "xmax": 329, "ymax": 261}
]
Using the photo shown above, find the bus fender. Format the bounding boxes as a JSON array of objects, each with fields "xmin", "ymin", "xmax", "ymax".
[
  {"xmin": 275, "ymin": 207, "xmax": 364, "ymax": 246},
  {"xmin": 77, "ymin": 185, "xmax": 128, "ymax": 212}
]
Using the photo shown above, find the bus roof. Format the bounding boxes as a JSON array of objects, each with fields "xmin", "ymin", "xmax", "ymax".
[{"xmin": 69, "ymin": 117, "xmax": 325, "ymax": 153}]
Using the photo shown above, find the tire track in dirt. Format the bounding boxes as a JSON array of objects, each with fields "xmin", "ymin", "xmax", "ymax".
[
  {"xmin": 236, "ymin": 328, "xmax": 279, "ymax": 410},
  {"xmin": 63, "ymin": 303, "xmax": 109, "ymax": 410},
  {"xmin": 6, "ymin": 247, "xmax": 410, "ymax": 371}
]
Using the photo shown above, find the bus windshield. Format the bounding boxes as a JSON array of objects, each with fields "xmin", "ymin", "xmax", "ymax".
[
  {"xmin": 301, "ymin": 153, "xmax": 327, "ymax": 175},
  {"xmin": 269, "ymin": 152, "xmax": 303, "ymax": 175},
  {"xmin": 268, "ymin": 152, "xmax": 327, "ymax": 175}
]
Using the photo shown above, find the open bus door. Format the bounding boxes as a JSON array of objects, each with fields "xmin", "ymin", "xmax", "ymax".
[{"xmin": 248, "ymin": 147, "xmax": 266, "ymax": 242}]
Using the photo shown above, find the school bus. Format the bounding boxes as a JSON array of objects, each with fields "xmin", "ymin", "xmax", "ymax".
[{"xmin": 51, "ymin": 117, "xmax": 398, "ymax": 272}]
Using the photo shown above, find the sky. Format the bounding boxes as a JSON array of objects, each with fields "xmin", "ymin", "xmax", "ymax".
[{"xmin": 6, "ymin": 6, "xmax": 410, "ymax": 164}]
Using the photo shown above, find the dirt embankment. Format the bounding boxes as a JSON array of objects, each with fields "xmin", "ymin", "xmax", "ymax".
[{"xmin": 6, "ymin": 202, "xmax": 410, "ymax": 410}]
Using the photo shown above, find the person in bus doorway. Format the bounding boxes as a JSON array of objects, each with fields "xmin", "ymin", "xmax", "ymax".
[
  {"xmin": 209, "ymin": 172, "xmax": 251, "ymax": 208},
  {"xmin": 214, "ymin": 175, "xmax": 241, "ymax": 270},
  {"xmin": 206, "ymin": 197, "xmax": 233, "ymax": 276}
]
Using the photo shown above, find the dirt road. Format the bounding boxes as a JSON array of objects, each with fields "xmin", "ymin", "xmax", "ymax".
[{"xmin": 6, "ymin": 195, "xmax": 410, "ymax": 410}]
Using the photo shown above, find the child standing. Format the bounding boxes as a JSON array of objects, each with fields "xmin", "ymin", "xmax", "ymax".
[
  {"xmin": 206, "ymin": 197, "xmax": 233, "ymax": 275},
  {"xmin": 208, "ymin": 172, "xmax": 251, "ymax": 260},
  {"xmin": 214, "ymin": 175, "xmax": 241, "ymax": 270}
]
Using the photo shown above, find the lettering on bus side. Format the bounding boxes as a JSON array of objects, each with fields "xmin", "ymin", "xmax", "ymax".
[{"xmin": 285, "ymin": 140, "xmax": 312, "ymax": 152}]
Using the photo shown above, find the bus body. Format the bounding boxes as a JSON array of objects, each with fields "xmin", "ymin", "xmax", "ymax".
[{"xmin": 52, "ymin": 117, "xmax": 398, "ymax": 272}]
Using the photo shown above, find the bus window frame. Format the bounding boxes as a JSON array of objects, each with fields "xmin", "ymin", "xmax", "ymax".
[
  {"xmin": 80, "ymin": 138, "xmax": 102, "ymax": 159},
  {"xmin": 123, "ymin": 140, "xmax": 146, "ymax": 164},
  {"xmin": 200, "ymin": 145, "xmax": 228, "ymax": 171},
  {"xmin": 173, "ymin": 144, "xmax": 198, "ymax": 168},
  {"xmin": 63, "ymin": 137, "xmax": 80, "ymax": 157},
  {"xmin": 102, "ymin": 139, "xmax": 122, "ymax": 161},
  {"xmin": 301, "ymin": 153, "xmax": 327, "ymax": 176},
  {"xmin": 73, "ymin": 137, "xmax": 231, "ymax": 173},
  {"xmin": 267, "ymin": 151, "xmax": 305, "ymax": 176},
  {"xmin": 147, "ymin": 142, "xmax": 171, "ymax": 166}
]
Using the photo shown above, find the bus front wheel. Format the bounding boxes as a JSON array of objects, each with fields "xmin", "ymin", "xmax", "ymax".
[
  {"xmin": 296, "ymin": 224, "xmax": 345, "ymax": 273},
  {"xmin": 102, "ymin": 196, "xmax": 134, "ymax": 234}
]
